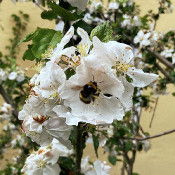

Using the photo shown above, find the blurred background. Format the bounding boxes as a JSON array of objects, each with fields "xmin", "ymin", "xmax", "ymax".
[{"xmin": 0, "ymin": 0, "xmax": 175, "ymax": 174}]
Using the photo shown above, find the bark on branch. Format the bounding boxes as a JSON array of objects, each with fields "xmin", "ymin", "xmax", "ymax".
[{"xmin": 122, "ymin": 128, "xmax": 175, "ymax": 141}]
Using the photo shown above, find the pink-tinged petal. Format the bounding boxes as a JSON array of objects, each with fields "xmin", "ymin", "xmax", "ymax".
[{"xmin": 127, "ymin": 67, "xmax": 159, "ymax": 87}]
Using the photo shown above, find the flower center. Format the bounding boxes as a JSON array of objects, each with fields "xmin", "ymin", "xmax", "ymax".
[
  {"xmin": 115, "ymin": 61, "xmax": 133, "ymax": 75},
  {"xmin": 77, "ymin": 43, "xmax": 88, "ymax": 57}
]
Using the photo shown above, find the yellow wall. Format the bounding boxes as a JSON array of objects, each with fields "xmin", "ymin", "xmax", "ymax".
[{"xmin": 0, "ymin": 0, "xmax": 175, "ymax": 174}]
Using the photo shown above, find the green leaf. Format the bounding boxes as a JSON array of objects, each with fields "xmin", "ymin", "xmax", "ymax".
[
  {"xmin": 31, "ymin": 28, "xmax": 62, "ymax": 59},
  {"xmin": 92, "ymin": 134, "xmax": 99, "ymax": 158},
  {"xmin": 23, "ymin": 45, "xmax": 36, "ymax": 61},
  {"xmin": 108, "ymin": 155, "xmax": 117, "ymax": 165},
  {"xmin": 41, "ymin": 1, "xmax": 81, "ymax": 21},
  {"xmin": 90, "ymin": 22, "xmax": 112, "ymax": 42},
  {"xmin": 172, "ymin": 92, "xmax": 175, "ymax": 96},
  {"xmin": 18, "ymin": 30, "xmax": 36, "ymax": 45}
]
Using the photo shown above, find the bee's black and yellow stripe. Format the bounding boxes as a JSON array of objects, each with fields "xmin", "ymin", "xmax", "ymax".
[
  {"xmin": 79, "ymin": 81, "xmax": 98, "ymax": 104},
  {"xmin": 86, "ymin": 82, "xmax": 97, "ymax": 91}
]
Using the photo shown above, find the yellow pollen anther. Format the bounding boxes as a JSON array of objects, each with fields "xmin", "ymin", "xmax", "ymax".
[{"xmin": 77, "ymin": 43, "xmax": 88, "ymax": 57}]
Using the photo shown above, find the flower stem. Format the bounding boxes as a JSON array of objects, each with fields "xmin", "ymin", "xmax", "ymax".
[{"xmin": 75, "ymin": 123, "xmax": 83, "ymax": 175}]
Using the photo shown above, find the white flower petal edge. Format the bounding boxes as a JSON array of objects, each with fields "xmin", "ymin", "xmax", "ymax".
[
  {"xmin": 127, "ymin": 67, "xmax": 159, "ymax": 87},
  {"xmin": 52, "ymin": 26, "xmax": 74, "ymax": 59}
]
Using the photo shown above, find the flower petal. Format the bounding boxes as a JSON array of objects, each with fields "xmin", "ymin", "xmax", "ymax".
[{"xmin": 127, "ymin": 67, "xmax": 159, "ymax": 87}]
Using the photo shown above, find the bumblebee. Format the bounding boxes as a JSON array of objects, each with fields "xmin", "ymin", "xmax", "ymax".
[{"xmin": 79, "ymin": 81, "xmax": 99, "ymax": 104}]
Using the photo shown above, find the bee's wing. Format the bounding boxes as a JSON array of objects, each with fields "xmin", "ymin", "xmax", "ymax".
[{"xmin": 71, "ymin": 85, "xmax": 84, "ymax": 91}]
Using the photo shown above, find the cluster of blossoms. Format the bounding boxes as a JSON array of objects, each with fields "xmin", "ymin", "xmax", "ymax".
[
  {"xmin": 19, "ymin": 25, "xmax": 158, "ymax": 174},
  {"xmin": 21, "ymin": 138, "xmax": 73, "ymax": 175},
  {"xmin": 0, "ymin": 102, "xmax": 13, "ymax": 120},
  {"xmin": 160, "ymin": 47, "xmax": 175, "ymax": 64},
  {"xmin": 134, "ymin": 29, "xmax": 163, "ymax": 48},
  {"xmin": 0, "ymin": 103, "xmax": 17, "ymax": 132},
  {"xmin": 0, "ymin": 67, "xmax": 25, "ymax": 84},
  {"xmin": 121, "ymin": 15, "xmax": 141, "ymax": 29},
  {"xmin": 81, "ymin": 156, "xmax": 111, "ymax": 175}
]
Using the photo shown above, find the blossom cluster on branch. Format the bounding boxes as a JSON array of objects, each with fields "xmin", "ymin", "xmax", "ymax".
[{"xmin": 0, "ymin": 0, "xmax": 175, "ymax": 175}]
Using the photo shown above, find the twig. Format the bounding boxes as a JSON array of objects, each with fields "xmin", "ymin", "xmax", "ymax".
[
  {"xmin": 122, "ymin": 128, "xmax": 175, "ymax": 141},
  {"xmin": 0, "ymin": 85, "xmax": 19, "ymax": 122},
  {"xmin": 34, "ymin": 2, "xmax": 46, "ymax": 11},
  {"xmin": 149, "ymin": 97, "xmax": 159, "ymax": 128},
  {"xmin": 146, "ymin": 48, "xmax": 174, "ymax": 69},
  {"xmin": 155, "ymin": 63, "xmax": 174, "ymax": 82}
]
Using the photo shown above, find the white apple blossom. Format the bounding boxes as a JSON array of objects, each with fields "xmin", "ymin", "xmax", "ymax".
[
  {"xmin": 121, "ymin": 14, "xmax": 130, "ymax": 28},
  {"xmin": 134, "ymin": 30, "xmax": 151, "ymax": 48},
  {"xmin": 11, "ymin": 135, "xmax": 25, "ymax": 148},
  {"xmin": 48, "ymin": 26, "xmax": 91, "ymax": 71},
  {"xmin": 0, "ymin": 103, "xmax": 12, "ymax": 114},
  {"xmin": 86, "ymin": 160, "xmax": 111, "ymax": 175},
  {"xmin": 172, "ymin": 53, "xmax": 175, "ymax": 64},
  {"xmin": 81, "ymin": 156, "xmax": 92, "ymax": 174},
  {"xmin": 121, "ymin": 15, "xmax": 141, "ymax": 29},
  {"xmin": 55, "ymin": 58, "xmax": 124, "ymax": 125},
  {"xmin": 108, "ymin": 2, "xmax": 119, "ymax": 11},
  {"xmin": 149, "ymin": 31, "xmax": 159, "ymax": 47},
  {"xmin": 19, "ymin": 103, "xmax": 72, "ymax": 146},
  {"xmin": 160, "ymin": 48, "xmax": 174, "ymax": 58},
  {"xmin": 0, "ymin": 68, "xmax": 7, "ymax": 84},
  {"xmin": 165, "ymin": 2, "xmax": 174, "ymax": 13},
  {"xmin": 91, "ymin": 36, "xmax": 158, "ymax": 109},
  {"xmin": 8, "ymin": 71, "xmax": 17, "ymax": 80},
  {"xmin": 21, "ymin": 138, "xmax": 72, "ymax": 175},
  {"xmin": 16, "ymin": 72, "xmax": 25, "ymax": 82},
  {"xmin": 83, "ymin": 13, "xmax": 93, "ymax": 24},
  {"xmin": 89, "ymin": 1, "xmax": 102, "ymax": 14},
  {"xmin": 33, "ymin": 60, "xmax": 66, "ymax": 99},
  {"xmin": 3, "ymin": 123, "xmax": 16, "ymax": 131}
]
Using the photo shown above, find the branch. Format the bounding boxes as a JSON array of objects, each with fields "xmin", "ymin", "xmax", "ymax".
[
  {"xmin": 147, "ymin": 48, "xmax": 174, "ymax": 69},
  {"xmin": 0, "ymin": 85, "xmax": 19, "ymax": 122},
  {"xmin": 75, "ymin": 123, "xmax": 83, "ymax": 175},
  {"xmin": 155, "ymin": 63, "xmax": 174, "ymax": 82},
  {"xmin": 34, "ymin": 2, "xmax": 45, "ymax": 11},
  {"xmin": 122, "ymin": 128, "xmax": 175, "ymax": 141},
  {"xmin": 149, "ymin": 97, "xmax": 159, "ymax": 128}
]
